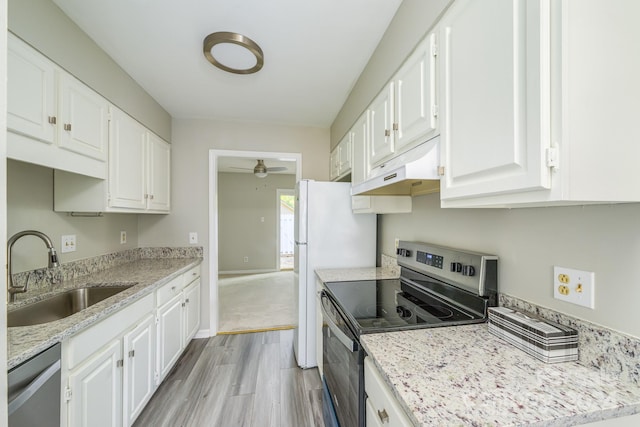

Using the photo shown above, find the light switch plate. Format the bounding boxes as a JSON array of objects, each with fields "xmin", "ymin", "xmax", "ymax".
[
  {"xmin": 553, "ymin": 266, "xmax": 595, "ymax": 309},
  {"xmin": 62, "ymin": 235, "xmax": 76, "ymax": 253},
  {"xmin": 189, "ymin": 232, "xmax": 198, "ymax": 244}
]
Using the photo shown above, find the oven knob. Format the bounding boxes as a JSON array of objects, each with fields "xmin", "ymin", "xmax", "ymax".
[
  {"xmin": 462, "ymin": 265, "xmax": 475, "ymax": 276},
  {"xmin": 450, "ymin": 262, "xmax": 462, "ymax": 273},
  {"xmin": 396, "ymin": 248, "xmax": 411, "ymax": 257}
]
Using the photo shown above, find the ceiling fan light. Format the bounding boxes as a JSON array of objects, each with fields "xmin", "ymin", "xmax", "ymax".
[{"xmin": 254, "ymin": 159, "xmax": 268, "ymax": 178}]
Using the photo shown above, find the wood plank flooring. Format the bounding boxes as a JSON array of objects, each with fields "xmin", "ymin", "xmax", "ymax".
[{"xmin": 134, "ymin": 329, "xmax": 325, "ymax": 427}]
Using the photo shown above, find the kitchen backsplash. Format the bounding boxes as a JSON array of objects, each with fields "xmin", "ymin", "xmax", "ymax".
[
  {"xmin": 500, "ymin": 294, "xmax": 640, "ymax": 387},
  {"xmin": 11, "ymin": 247, "xmax": 204, "ymax": 292}
]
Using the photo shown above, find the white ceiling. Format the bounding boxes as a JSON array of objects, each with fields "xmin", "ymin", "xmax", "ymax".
[{"xmin": 52, "ymin": 0, "xmax": 402, "ymax": 128}]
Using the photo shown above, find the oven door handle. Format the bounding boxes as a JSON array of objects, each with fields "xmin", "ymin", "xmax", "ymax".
[{"xmin": 320, "ymin": 296, "xmax": 359, "ymax": 353}]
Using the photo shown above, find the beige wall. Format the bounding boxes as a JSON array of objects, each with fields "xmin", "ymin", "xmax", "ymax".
[
  {"xmin": 137, "ymin": 118, "xmax": 330, "ymax": 329},
  {"xmin": 8, "ymin": 0, "xmax": 171, "ymax": 141},
  {"xmin": 7, "ymin": 160, "xmax": 139, "ymax": 273},
  {"xmin": 330, "ymin": 0, "xmax": 452, "ymax": 148},
  {"xmin": 217, "ymin": 172, "xmax": 295, "ymax": 272},
  {"xmin": 380, "ymin": 194, "xmax": 640, "ymax": 338}
]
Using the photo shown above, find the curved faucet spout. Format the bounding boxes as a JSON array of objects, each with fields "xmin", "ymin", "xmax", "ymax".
[{"xmin": 7, "ymin": 230, "xmax": 60, "ymax": 303}]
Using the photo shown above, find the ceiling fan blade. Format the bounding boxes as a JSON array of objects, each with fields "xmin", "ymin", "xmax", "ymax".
[
  {"xmin": 266, "ymin": 167, "xmax": 287, "ymax": 172},
  {"xmin": 229, "ymin": 166, "xmax": 253, "ymax": 170}
]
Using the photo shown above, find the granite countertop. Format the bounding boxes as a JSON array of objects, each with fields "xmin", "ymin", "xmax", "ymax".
[
  {"xmin": 315, "ymin": 266, "xmax": 400, "ymax": 283},
  {"xmin": 361, "ymin": 325, "xmax": 640, "ymax": 426},
  {"xmin": 8, "ymin": 257, "xmax": 202, "ymax": 369}
]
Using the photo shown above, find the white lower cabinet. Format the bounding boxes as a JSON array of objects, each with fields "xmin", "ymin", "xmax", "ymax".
[
  {"xmin": 122, "ymin": 315, "xmax": 155, "ymax": 426},
  {"xmin": 62, "ymin": 263, "xmax": 201, "ymax": 427},
  {"xmin": 364, "ymin": 357, "xmax": 413, "ymax": 427},
  {"xmin": 68, "ymin": 340, "xmax": 122, "ymax": 427},
  {"xmin": 157, "ymin": 294, "xmax": 184, "ymax": 380}
]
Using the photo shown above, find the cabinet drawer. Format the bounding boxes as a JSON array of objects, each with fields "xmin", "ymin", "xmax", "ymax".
[
  {"xmin": 364, "ymin": 357, "xmax": 413, "ymax": 427},
  {"xmin": 65, "ymin": 293, "xmax": 154, "ymax": 370},
  {"xmin": 183, "ymin": 265, "xmax": 200, "ymax": 286},
  {"xmin": 156, "ymin": 275, "xmax": 183, "ymax": 307}
]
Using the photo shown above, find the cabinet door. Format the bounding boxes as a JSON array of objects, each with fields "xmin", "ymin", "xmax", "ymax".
[
  {"xmin": 439, "ymin": 0, "xmax": 551, "ymax": 200},
  {"xmin": 109, "ymin": 108, "xmax": 147, "ymax": 210},
  {"xmin": 395, "ymin": 34, "xmax": 438, "ymax": 152},
  {"xmin": 146, "ymin": 133, "xmax": 171, "ymax": 212},
  {"xmin": 123, "ymin": 315, "xmax": 155, "ymax": 426},
  {"xmin": 183, "ymin": 279, "xmax": 201, "ymax": 345},
  {"xmin": 7, "ymin": 34, "xmax": 56, "ymax": 145},
  {"xmin": 58, "ymin": 73, "xmax": 109, "ymax": 161},
  {"xmin": 369, "ymin": 83, "xmax": 395, "ymax": 166},
  {"xmin": 338, "ymin": 134, "xmax": 352, "ymax": 176},
  {"xmin": 157, "ymin": 295, "xmax": 184, "ymax": 380},
  {"xmin": 68, "ymin": 340, "xmax": 122, "ymax": 427},
  {"xmin": 350, "ymin": 111, "xmax": 370, "ymax": 186},
  {"xmin": 329, "ymin": 148, "xmax": 340, "ymax": 181}
]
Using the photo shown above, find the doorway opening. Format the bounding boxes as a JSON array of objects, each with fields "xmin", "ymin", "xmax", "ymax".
[
  {"xmin": 277, "ymin": 189, "xmax": 295, "ymax": 271},
  {"xmin": 209, "ymin": 149, "xmax": 301, "ymax": 335}
]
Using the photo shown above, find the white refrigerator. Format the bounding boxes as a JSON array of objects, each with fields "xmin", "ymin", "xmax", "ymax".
[{"xmin": 293, "ymin": 180, "xmax": 376, "ymax": 368}]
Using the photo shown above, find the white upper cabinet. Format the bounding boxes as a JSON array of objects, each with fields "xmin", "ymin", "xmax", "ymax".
[
  {"xmin": 439, "ymin": 0, "xmax": 640, "ymax": 207},
  {"xmin": 395, "ymin": 34, "xmax": 439, "ymax": 152},
  {"xmin": 58, "ymin": 72, "xmax": 109, "ymax": 161},
  {"xmin": 54, "ymin": 106, "xmax": 171, "ymax": 214},
  {"xmin": 7, "ymin": 34, "xmax": 56, "ymax": 145},
  {"xmin": 368, "ymin": 33, "xmax": 439, "ymax": 168},
  {"xmin": 146, "ymin": 132, "xmax": 171, "ymax": 212},
  {"xmin": 7, "ymin": 33, "xmax": 108, "ymax": 179},
  {"xmin": 350, "ymin": 111, "xmax": 370, "ymax": 186},
  {"xmin": 439, "ymin": 0, "xmax": 551, "ymax": 202},
  {"xmin": 369, "ymin": 83, "xmax": 395, "ymax": 166},
  {"xmin": 109, "ymin": 107, "xmax": 147, "ymax": 210},
  {"xmin": 330, "ymin": 132, "xmax": 352, "ymax": 182}
]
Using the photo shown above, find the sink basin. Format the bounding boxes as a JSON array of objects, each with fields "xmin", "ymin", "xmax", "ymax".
[{"xmin": 8, "ymin": 285, "xmax": 134, "ymax": 327}]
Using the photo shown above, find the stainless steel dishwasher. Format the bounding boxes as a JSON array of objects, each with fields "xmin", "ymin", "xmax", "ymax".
[{"xmin": 8, "ymin": 343, "xmax": 61, "ymax": 427}]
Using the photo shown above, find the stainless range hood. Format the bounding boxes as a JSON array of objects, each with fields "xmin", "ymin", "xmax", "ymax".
[{"xmin": 351, "ymin": 136, "xmax": 441, "ymax": 196}]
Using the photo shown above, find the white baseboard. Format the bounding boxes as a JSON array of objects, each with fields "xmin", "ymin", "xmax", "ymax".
[
  {"xmin": 194, "ymin": 329, "xmax": 211, "ymax": 339},
  {"xmin": 219, "ymin": 269, "xmax": 278, "ymax": 275}
]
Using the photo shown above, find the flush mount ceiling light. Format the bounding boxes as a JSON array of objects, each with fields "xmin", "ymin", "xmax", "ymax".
[{"xmin": 203, "ymin": 31, "xmax": 264, "ymax": 74}]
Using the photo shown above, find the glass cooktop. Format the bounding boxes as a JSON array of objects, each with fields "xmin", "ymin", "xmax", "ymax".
[{"xmin": 324, "ymin": 278, "xmax": 485, "ymax": 334}]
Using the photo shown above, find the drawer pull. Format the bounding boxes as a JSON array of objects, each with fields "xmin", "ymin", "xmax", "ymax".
[{"xmin": 378, "ymin": 409, "xmax": 389, "ymax": 423}]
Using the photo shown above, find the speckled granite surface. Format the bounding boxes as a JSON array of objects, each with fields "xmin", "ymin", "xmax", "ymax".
[
  {"xmin": 8, "ymin": 248, "xmax": 203, "ymax": 369},
  {"xmin": 361, "ymin": 325, "xmax": 640, "ymax": 427},
  {"xmin": 500, "ymin": 294, "xmax": 640, "ymax": 387}
]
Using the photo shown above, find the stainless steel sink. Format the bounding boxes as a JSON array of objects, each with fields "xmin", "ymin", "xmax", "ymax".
[{"xmin": 8, "ymin": 285, "xmax": 134, "ymax": 327}]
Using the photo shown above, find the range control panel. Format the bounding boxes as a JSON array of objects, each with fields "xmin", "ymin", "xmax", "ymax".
[{"xmin": 396, "ymin": 241, "xmax": 498, "ymax": 297}]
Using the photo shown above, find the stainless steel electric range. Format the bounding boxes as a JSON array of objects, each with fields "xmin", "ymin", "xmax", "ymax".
[{"xmin": 320, "ymin": 241, "xmax": 498, "ymax": 427}]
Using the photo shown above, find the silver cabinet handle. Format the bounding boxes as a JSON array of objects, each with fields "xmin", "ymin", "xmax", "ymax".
[
  {"xmin": 48, "ymin": 116, "xmax": 57, "ymax": 124},
  {"xmin": 64, "ymin": 123, "xmax": 72, "ymax": 131},
  {"xmin": 377, "ymin": 409, "xmax": 389, "ymax": 423}
]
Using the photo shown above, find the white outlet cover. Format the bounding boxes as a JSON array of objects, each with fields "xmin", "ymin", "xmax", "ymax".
[
  {"xmin": 189, "ymin": 232, "xmax": 198, "ymax": 244},
  {"xmin": 120, "ymin": 231, "xmax": 127, "ymax": 244},
  {"xmin": 61, "ymin": 235, "xmax": 76, "ymax": 253},
  {"xmin": 553, "ymin": 266, "xmax": 595, "ymax": 309}
]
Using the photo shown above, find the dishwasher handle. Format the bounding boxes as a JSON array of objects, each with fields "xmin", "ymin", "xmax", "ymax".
[{"xmin": 8, "ymin": 360, "xmax": 61, "ymax": 416}]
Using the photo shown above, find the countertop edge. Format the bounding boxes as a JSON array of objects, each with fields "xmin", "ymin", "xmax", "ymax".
[{"xmin": 7, "ymin": 257, "xmax": 202, "ymax": 369}]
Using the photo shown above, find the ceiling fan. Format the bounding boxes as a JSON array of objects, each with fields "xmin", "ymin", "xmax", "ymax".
[{"xmin": 231, "ymin": 159, "xmax": 287, "ymax": 178}]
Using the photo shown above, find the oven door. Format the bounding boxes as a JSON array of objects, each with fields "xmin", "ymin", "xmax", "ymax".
[{"xmin": 321, "ymin": 290, "xmax": 364, "ymax": 427}]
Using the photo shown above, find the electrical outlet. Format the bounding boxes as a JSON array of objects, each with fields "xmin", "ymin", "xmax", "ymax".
[
  {"xmin": 553, "ymin": 266, "xmax": 595, "ymax": 309},
  {"xmin": 243, "ymin": 256, "xmax": 249, "ymax": 263},
  {"xmin": 120, "ymin": 231, "xmax": 127, "ymax": 244},
  {"xmin": 395, "ymin": 238, "xmax": 400, "ymax": 249},
  {"xmin": 189, "ymin": 232, "xmax": 198, "ymax": 244},
  {"xmin": 61, "ymin": 235, "xmax": 76, "ymax": 253}
]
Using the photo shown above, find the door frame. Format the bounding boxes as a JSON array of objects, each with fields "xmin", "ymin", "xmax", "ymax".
[
  {"xmin": 208, "ymin": 149, "xmax": 301, "ymax": 335},
  {"xmin": 276, "ymin": 188, "xmax": 295, "ymax": 270}
]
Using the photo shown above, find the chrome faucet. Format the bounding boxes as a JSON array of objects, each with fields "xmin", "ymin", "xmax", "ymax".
[{"xmin": 7, "ymin": 230, "xmax": 60, "ymax": 303}]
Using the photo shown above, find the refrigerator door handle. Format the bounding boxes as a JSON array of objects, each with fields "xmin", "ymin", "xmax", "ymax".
[{"xmin": 295, "ymin": 241, "xmax": 307, "ymax": 245}]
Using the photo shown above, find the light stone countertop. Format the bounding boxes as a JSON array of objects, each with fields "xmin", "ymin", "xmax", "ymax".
[
  {"xmin": 361, "ymin": 325, "xmax": 640, "ymax": 427},
  {"xmin": 8, "ymin": 257, "xmax": 202, "ymax": 369}
]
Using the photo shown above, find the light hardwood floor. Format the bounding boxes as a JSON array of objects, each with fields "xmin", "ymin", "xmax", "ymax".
[{"xmin": 134, "ymin": 329, "xmax": 324, "ymax": 427}]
